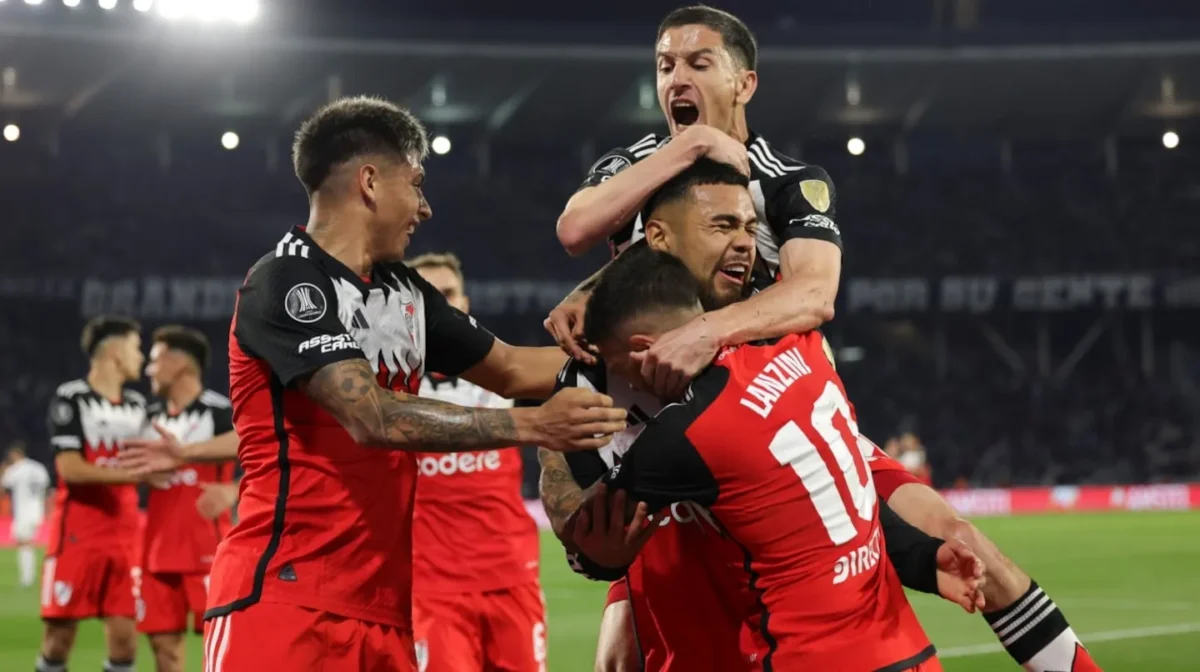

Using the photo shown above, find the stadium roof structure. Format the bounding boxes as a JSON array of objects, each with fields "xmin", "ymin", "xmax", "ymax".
[{"xmin": 2, "ymin": 16, "xmax": 1199, "ymax": 147}]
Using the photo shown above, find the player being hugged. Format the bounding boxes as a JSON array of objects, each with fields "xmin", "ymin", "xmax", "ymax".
[
  {"xmin": 39, "ymin": 316, "xmax": 150, "ymax": 672},
  {"xmin": 136, "ymin": 326, "xmax": 237, "ymax": 672},
  {"xmin": 200, "ymin": 96, "xmax": 623, "ymax": 672},
  {"xmin": 560, "ymin": 244, "xmax": 985, "ymax": 671}
]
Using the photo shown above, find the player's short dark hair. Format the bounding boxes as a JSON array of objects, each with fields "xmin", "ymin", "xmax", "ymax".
[
  {"xmin": 583, "ymin": 242, "xmax": 703, "ymax": 347},
  {"xmin": 152, "ymin": 325, "xmax": 211, "ymax": 371},
  {"xmin": 658, "ymin": 5, "xmax": 757, "ymax": 70},
  {"xmin": 407, "ymin": 252, "xmax": 465, "ymax": 284},
  {"xmin": 81, "ymin": 316, "xmax": 140, "ymax": 359},
  {"xmin": 642, "ymin": 157, "xmax": 750, "ymax": 222},
  {"xmin": 292, "ymin": 95, "xmax": 429, "ymax": 195}
]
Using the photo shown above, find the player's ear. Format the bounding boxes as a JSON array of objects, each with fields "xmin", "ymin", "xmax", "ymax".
[
  {"xmin": 735, "ymin": 69, "xmax": 757, "ymax": 107},
  {"xmin": 643, "ymin": 219, "xmax": 672, "ymax": 252},
  {"xmin": 357, "ymin": 163, "xmax": 379, "ymax": 207},
  {"xmin": 629, "ymin": 334, "xmax": 656, "ymax": 351}
]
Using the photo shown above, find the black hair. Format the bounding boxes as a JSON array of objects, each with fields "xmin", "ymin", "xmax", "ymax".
[
  {"xmin": 583, "ymin": 242, "xmax": 703, "ymax": 347},
  {"xmin": 641, "ymin": 156, "xmax": 750, "ymax": 223},
  {"xmin": 81, "ymin": 316, "xmax": 140, "ymax": 359},
  {"xmin": 153, "ymin": 325, "xmax": 211, "ymax": 371},
  {"xmin": 292, "ymin": 95, "xmax": 429, "ymax": 195},
  {"xmin": 658, "ymin": 5, "xmax": 758, "ymax": 71}
]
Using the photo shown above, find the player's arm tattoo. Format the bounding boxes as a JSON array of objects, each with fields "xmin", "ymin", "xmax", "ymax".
[
  {"xmin": 538, "ymin": 447, "xmax": 585, "ymax": 538},
  {"xmin": 302, "ymin": 358, "xmax": 522, "ymax": 453}
]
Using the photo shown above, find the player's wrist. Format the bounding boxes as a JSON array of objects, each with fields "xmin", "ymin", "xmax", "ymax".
[{"xmin": 510, "ymin": 407, "xmax": 546, "ymax": 445}]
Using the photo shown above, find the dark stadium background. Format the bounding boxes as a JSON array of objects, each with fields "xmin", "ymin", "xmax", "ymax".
[{"xmin": 0, "ymin": 2, "xmax": 1197, "ymax": 668}]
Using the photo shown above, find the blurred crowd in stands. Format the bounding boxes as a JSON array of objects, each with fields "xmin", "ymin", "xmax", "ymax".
[{"xmin": 1, "ymin": 137, "xmax": 1196, "ymax": 490}]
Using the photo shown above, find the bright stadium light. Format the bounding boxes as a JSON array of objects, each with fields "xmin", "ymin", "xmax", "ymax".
[
  {"xmin": 221, "ymin": 131, "xmax": 240, "ymax": 150},
  {"xmin": 132, "ymin": 0, "xmax": 153, "ymax": 12},
  {"xmin": 24, "ymin": 0, "xmax": 45, "ymax": 6},
  {"xmin": 63, "ymin": 0, "xmax": 81, "ymax": 7},
  {"xmin": 228, "ymin": 0, "xmax": 258, "ymax": 23},
  {"xmin": 847, "ymin": 136, "xmax": 866, "ymax": 156},
  {"xmin": 1162, "ymin": 131, "xmax": 1180, "ymax": 149},
  {"xmin": 3, "ymin": 124, "xmax": 20, "ymax": 142},
  {"xmin": 157, "ymin": 0, "xmax": 183, "ymax": 19},
  {"xmin": 431, "ymin": 135, "xmax": 451, "ymax": 155},
  {"xmin": 98, "ymin": 0, "xmax": 117, "ymax": 9}
]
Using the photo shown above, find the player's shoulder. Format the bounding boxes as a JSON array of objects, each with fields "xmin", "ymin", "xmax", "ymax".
[
  {"xmin": 555, "ymin": 357, "xmax": 607, "ymax": 394},
  {"xmin": 54, "ymin": 379, "xmax": 90, "ymax": 400},
  {"xmin": 749, "ymin": 135, "xmax": 832, "ymax": 184},
  {"xmin": 243, "ymin": 230, "xmax": 329, "ymax": 288},
  {"xmin": 122, "ymin": 389, "xmax": 147, "ymax": 407},
  {"xmin": 199, "ymin": 389, "xmax": 232, "ymax": 410},
  {"xmin": 590, "ymin": 134, "xmax": 668, "ymax": 173}
]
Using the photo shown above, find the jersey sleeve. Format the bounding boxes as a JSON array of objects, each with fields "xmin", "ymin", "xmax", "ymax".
[
  {"xmin": 47, "ymin": 394, "xmax": 84, "ymax": 452},
  {"xmin": 601, "ymin": 403, "xmax": 718, "ymax": 513},
  {"xmin": 234, "ymin": 257, "xmax": 365, "ymax": 387},
  {"xmin": 763, "ymin": 165, "xmax": 842, "ymax": 251},
  {"xmin": 0, "ymin": 468, "xmax": 13, "ymax": 490},
  {"xmin": 861, "ymin": 435, "xmax": 922, "ymax": 500},
  {"xmin": 578, "ymin": 146, "xmax": 638, "ymax": 191},
  {"xmin": 878, "ymin": 499, "xmax": 943, "ymax": 595},
  {"xmin": 405, "ymin": 267, "xmax": 496, "ymax": 377}
]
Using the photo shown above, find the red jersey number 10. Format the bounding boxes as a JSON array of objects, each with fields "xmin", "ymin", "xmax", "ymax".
[{"xmin": 768, "ymin": 381, "xmax": 877, "ymax": 546}]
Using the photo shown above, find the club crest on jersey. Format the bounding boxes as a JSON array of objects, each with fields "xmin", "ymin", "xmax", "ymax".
[
  {"xmin": 402, "ymin": 302, "xmax": 417, "ymax": 338},
  {"xmin": 799, "ymin": 179, "xmax": 831, "ymax": 213},
  {"xmin": 285, "ymin": 283, "xmax": 327, "ymax": 323},
  {"xmin": 54, "ymin": 580, "xmax": 73, "ymax": 606},
  {"xmin": 51, "ymin": 400, "xmax": 74, "ymax": 426}
]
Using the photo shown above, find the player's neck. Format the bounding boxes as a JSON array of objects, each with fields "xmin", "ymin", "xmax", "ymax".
[
  {"xmin": 305, "ymin": 209, "xmax": 374, "ymax": 277},
  {"xmin": 727, "ymin": 113, "xmax": 750, "ymax": 144},
  {"xmin": 86, "ymin": 363, "xmax": 125, "ymax": 402},
  {"xmin": 165, "ymin": 377, "xmax": 203, "ymax": 414}
]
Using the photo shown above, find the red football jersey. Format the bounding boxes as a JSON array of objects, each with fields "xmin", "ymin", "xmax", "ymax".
[
  {"xmin": 607, "ymin": 331, "xmax": 936, "ymax": 672},
  {"xmin": 45, "ymin": 380, "xmax": 146, "ymax": 557},
  {"xmin": 142, "ymin": 390, "xmax": 236, "ymax": 574},
  {"xmin": 412, "ymin": 374, "xmax": 539, "ymax": 594},
  {"xmin": 206, "ymin": 227, "xmax": 496, "ymax": 628}
]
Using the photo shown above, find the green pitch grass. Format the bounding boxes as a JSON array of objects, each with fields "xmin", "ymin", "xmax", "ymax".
[{"xmin": 0, "ymin": 511, "xmax": 1196, "ymax": 670}]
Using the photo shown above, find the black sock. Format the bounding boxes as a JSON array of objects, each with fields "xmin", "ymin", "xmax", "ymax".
[
  {"xmin": 35, "ymin": 654, "xmax": 66, "ymax": 672},
  {"xmin": 102, "ymin": 660, "xmax": 133, "ymax": 672},
  {"xmin": 984, "ymin": 580, "xmax": 1097, "ymax": 671}
]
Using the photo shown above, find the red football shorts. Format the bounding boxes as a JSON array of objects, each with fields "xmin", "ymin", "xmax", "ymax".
[
  {"xmin": 136, "ymin": 571, "xmax": 208, "ymax": 634},
  {"xmin": 202, "ymin": 602, "xmax": 416, "ymax": 672},
  {"xmin": 40, "ymin": 552, "xmax": 135, "ymax": 621},
  {"xmin": 413, "ymin": 581, "xmax": 547, "ymax": 672}
]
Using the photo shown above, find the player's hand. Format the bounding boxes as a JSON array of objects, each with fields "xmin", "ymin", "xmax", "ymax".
[
  {"xmin": 530, "ymin": 388, "xmax": 627, "ymax": 452},
  {"xmin": 681, "ymin": 125, "xmax": 751, "ymax": 176},
  {"xmin": 545, "ymin": 291, "xmax": 598, "ymax": 364},
  {"xmin": 935, "ymin": 539, "xmax": 987, "ymax": 613},
  {"xmin": 120, "ymin": 422, "xmax": 186, "ymax": 475},
  {"xmin": 143, "ymin": 472, "xmax": 172, "ymax": 490},
  {"xmin": 630, "ymin": 315, "xmax": 720, "ymax": 400},
  {"xmin": 571, "ymin": 484, "xmax": 656, "ymax": 568},
  {"xmin": 196, "ymin": 482, "xmax": 239, "ymax": 520}
]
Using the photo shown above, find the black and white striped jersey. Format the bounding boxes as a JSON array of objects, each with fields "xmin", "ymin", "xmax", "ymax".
[{"xmin": 578, "ymin": 132, "xmax": 841, "ymax": 289}]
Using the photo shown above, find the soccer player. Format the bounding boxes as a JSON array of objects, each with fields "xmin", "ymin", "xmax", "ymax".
[
  {"xmin": 2, "ymin": 441, "xmax": 50, "ymax": 588},
  {"xmin": 549, "ymin": 5, "xmax": 840, "ymax": 401},
  {"xmin": 561, "ymin": 243, "xmax": 984, "ymax": 671},
  {"xmin": 40, "ymin": 316, "xmax": 148, "ymax": 672},
  {"xmin": 408, "ymin": 252, "xmax": 547, "ymax": 672},
  {"xmin": 545, "ymin": 158, "xmax": 1100, "ymax": 672},
  {"xmin": 139, "ymin": 325, "xmax": 237, "ymax": 672},
  {"xmin": 200, "ymin": 96, "xmax": 625, "ymax": 671}
]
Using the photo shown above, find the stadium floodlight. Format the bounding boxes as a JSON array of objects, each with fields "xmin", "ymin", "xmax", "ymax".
[
  {"xmin": 847, "ymin": 137, "xmax": 865, "ymax": 156},
  {"xmin": 431, "ymin": 135, "xmax": 451, "ymax": 155},
  {"xmin": 1162, "ymin": 131, "xmax": 1180, "ymax": 149},
  {"xmin": 221, "ymin": 131, "xmax": 240, "ymax": 150},
  {"xmin": 3, "ymin": 124, "xmax": 19, "ymax": 142},
  {"xmin": 228, "ymin": 0, "xmax": 258, "ymax": 24},
  {"xmin": 156, "ymin": 0, "xmax": 183, "ymax": 19},
  {"xmin": 63, "ymin": 0, "xmax": 81, "ymax": 7},
  {"xmin": 98, "ymin": 0, "xmax": 117, "ymax": 9},
  {"xmin": 24, "ymin": 0, "xmax": 44, "ymax": 6},
  {"xmin": 132, "ymin": 0, "xmax": 152, "ymax": 12}
]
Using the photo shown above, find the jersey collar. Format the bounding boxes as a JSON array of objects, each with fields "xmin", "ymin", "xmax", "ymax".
[{"xmin": 288, "ymin": 225, "xmax": 391, "ymax": 293}]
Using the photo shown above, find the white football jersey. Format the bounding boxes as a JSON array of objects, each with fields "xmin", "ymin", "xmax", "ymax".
[{"xmin": 2, "ymin": 458, "xmax": 50, "ymax": 522}]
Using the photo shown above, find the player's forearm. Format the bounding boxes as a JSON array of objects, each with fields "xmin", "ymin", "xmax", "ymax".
[
  {"xmin": 463, "ymin": 346, "xmax": 567, "ymax": 401},
  {"xmin": 879, "ymin": 500, "xmax": 942, "ymax": 595},
  {"xmin": 58, "ymin": 461, "xmax": 140, "ymax": 485},
  {"xmin": 708, "ymin": 273, "xmax": 837, "ymax": 347},
  {"xmin": 557, "ymin": 141, "xmax": 702, "ymax": 256},
  {"xmin": 304, "ymin": 359, "xmax": 537, "ymax": 453},
  {"xmin": 538, "ymin": 447, "xmax": 587, "ymax": 538},
  {"xmin": 181, "ymin": 430, "xmax": 239, "ymax": 462}
]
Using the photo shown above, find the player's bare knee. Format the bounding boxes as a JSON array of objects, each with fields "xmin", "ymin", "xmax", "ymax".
[
  {"xmin": 41, "ymin": 619, "xmax": 77, "ymax": 658},
  {"xmin": 150, "ymin": 634, "xmax": 185, "ymax": 672},
  {"xmin": 104, "ymin": 617, "xmax": 139, "ymax": 660}
]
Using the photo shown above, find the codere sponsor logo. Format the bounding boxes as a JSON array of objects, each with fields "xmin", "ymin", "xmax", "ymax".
[{"xmin": 418, "ymin": 451, "xmax": 502, "ymax": 477}]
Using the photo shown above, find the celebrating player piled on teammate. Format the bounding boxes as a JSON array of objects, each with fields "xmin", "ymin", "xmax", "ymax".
[
  {"xmin": 563, "ymin": 242, "xmax": 988, "ymax": 671},
  {"xmin": 2, "ymin": 442, "xmax": 50, "ymax": 589},
  {"xmin": 200, "ymin": 96, "xmax": 620, "ymax": 671},
  {"xmin": 408, "ymin": 253, "xmax": 547, "ymax": 672},
  {"xmin": 138, "ymin": 326, "xmax": 237, "ymax": 672},
  {"xmin": 40, "ymin": 317, "xmax": 149, "ymax": 672},
  {"xmin": 545, "ymin": 6, "xmax": 1101, "ymax": 672}
]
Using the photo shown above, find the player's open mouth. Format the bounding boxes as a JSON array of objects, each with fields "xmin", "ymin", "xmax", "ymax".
[
  {"xmin": 671, "ymin": 100, "xmax": 700, "ymax": 128},
  {"xmin": 718, "ymin": 263, "xmax": 748, "ymax": 284}
]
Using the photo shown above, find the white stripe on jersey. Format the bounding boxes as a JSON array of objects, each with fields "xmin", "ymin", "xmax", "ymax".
[
  {"xmin": 55, "ymin": 380, "xmax": 89, "ymax": 397},
  {"xmin": 752, "ymin": 137, "xmax": 805, "ymax": 175},
  {"xmin": 200, "ymin": 390, "xmax": 232, "ymax": 409},
  {"xmin": 627, "ymin": 133, "xmax": 659, "ymax": 154}
]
